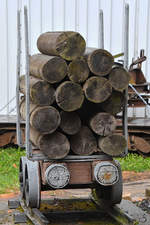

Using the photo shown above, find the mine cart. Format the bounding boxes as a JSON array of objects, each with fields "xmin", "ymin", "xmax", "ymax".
[{"xmin": 16, "ymin": 6, "xmax": 129, "ymax": 209}]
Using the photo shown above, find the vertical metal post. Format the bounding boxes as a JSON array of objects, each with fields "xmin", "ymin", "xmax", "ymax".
[
  {"xmin": 16, "ymin": 9, "xmax": 22, "ymax": 147},
  {"xmin": 98, "ymin": 9, "xmax": 104, "ymax": 49},
  {"xmin": 24, "ymin": 6, "xmax": 31, "ymax": 158},
  {"xmin": 123, "ymin": 3, "xmax": 129, "ymax": 156}
]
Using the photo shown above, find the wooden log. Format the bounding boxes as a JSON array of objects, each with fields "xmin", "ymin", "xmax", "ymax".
[
  {"xmin": 20, "ymin": 75, "xmax": 55, "ymax": 106},
  {"xmin": 90, "ymin": 112, "xmax": 116, "ymax": 136},
  {"xmin": 30, "ymin": 127, "xmax": 70, "ymax": 159},
  {"xmin": 70, "ymin": 126, "xmax": 98, "ymax": 155},
  {"xmin": 85, "ymin": 48, "xmax": 114, "ymax": 76},
  {"xmin": 20, "ymin": 100, "xmax": 60, "ymax": 134},
  {"xmin": 132, "ymin": 136, "xmax": 150, "ymax": 153},
  {"xmin": 60, "ymin": 111, "xmax": 81, "ymax": 135},
  {"xmin": 68, "ymin": 57, "xmax": 89, "ymax": 83},
  {"xmin": 109, "ymin": 67, "xmax": 130, "ymax": 92},
  {"xmin": 101, "ymin": 90, "xmax": 125, "ymax": 115},
  {"xmin": 55, "ymin": 81, "xmax": 84, "ymax": 111},
  {"xmin": 37, "ymin": 31, "xmax": 86, "ymax": 60},
  {"xmin": 98, "ymin": 134, "xmax": 127, "ymax": 156},
  {"xmin": 83, "ymin": 76, "xmax": 112, "ymax": 103},
  {"xmin": 30, "ymin": 54, "xmax": 67, "ymax": 83}
]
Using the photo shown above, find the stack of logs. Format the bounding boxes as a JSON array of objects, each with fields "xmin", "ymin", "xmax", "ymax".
[{"xmin": 20, "ymin": 31, "xmax": 130, "ymax": 159}]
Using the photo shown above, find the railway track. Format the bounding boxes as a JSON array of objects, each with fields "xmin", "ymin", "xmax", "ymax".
[{"xmin": 8, "ymin": 197, "xmax": 141, "ymax": 225}]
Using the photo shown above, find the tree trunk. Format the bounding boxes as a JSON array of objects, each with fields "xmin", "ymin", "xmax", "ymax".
[
  {"xmin": 84, "ymin": 48, "xmax": 114, "ymax": 76},
  {"xmin": 30, "ymin": 127, "xmax": 70, "ymax": 159},
  {"xmin": 30, "ymin": 54, "xmax": 67, "ymax": 84},
  {"xmin": 98, "ymin": 134, "xmax": 127, "ymax": 156},
  {"xmin": 90, "ymin": 112, "xmax": 116, "ymax": 136},
  {"xmin": 20, "ymin": 100, "xmax": 60, "ymax": 134},
  {"xmin": 70, "ymin": 126, "xmax": 98, "ymax": 155},
  {"xmin": 109, "ymin": 67, "xmax": 130, "ymax": 92},
  {"xmin": 20, "ymin": 75, "xmax": 55, "ymax": 106},
  {"xmin": 83, "ymin": 76, "xmax": 112, "ymax": 103},
  {"xmin": 56, "ymin": 81, "xmax": 84, "ymax": 111},
  {"xmin": 68, "ymin": 57, "xmax": 89, "ymax": 83},
  {"xmin": 60, "ymin": 111, "xmax": 81, "ymax": 135},
  {"xmin": 37, "ymin": 31, "xmax": 86, "ymax": 61},
  {"xmin": 101, "ymin": 90, "xmax": 126, "ymax": 115}
]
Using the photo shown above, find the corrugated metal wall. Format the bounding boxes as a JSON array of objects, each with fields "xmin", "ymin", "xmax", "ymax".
[{"xmin": 0, "ymin": 0, "xmax": 150, "ymax": 115}]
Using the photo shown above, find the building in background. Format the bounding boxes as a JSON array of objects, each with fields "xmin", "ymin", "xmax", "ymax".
[{"xmin": 0, "ymin": 0, "xmax": 150, "ymax": 116}]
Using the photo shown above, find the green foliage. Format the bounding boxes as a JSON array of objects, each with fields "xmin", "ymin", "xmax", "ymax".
[
  {"xmin": 117, "ymin": 153, "xmax": 150, "ymax": 172},
  {"xmin": 0, "ymin": 147, "xmax": 25, "ymax": 194}
]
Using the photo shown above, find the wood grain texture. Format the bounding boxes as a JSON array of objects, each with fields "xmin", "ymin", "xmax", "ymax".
[
  {"xmin": 20, "ymin": 75, "xmax": 55, "ymax": 106},
  {"xmin": 30, "ymin": 54, "xmax": 67, "ymax": 83},
  {"xmin": 68, "ymin": 57, "xmax": 89, "ymax": 83},
  {"xmin": 98, "ymin": 134, "xmax": 127, "ymax": 156},
  {"xmin": 37, "ymin": 31, "xmax": 86, "ymax": 60},
  {"xmin": 109, "ymin": 67, "xmax": 130, "ymax": 91},
  {"xmin": 56, "ymin": 81, "xmax": 84, "ymax": 111},
  {"xmin": 83, "ymin": 76, "xmax": 112, "ymax": 103},
  {"xmin": 85, "ymin": 48, "xmax": 114, "ymax": 76},
  {"xmin": 30, "ymin": 127, "xmax": 70, "ymax": 159},
  {"xmin": 90, "ymin": 112, "xmax": 116, "ymax": 136},
  {"xmin": 70, "ymin": 126, "xmax": 97, "ymax": 155}
]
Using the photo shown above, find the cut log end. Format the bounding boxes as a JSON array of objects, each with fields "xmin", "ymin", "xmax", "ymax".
[
  {"xmin": 42, "ymin": 56, "xmax": 68, "ymax": 83},
  {"xmin": 30, "ymin": 106, "xmax": 61, "ymax": 134},
  {"xmin": 101, "ymin": 91, "xmax": 125, "ymax": 115},
  {"xmin": 98, "ymin": 134, "xmax": 127, "ymax": 156},
  {"xmin": 39, "ymin": 131, "xmax": 70, "ymax": 159},
  {"xmin": 56, "ymin": 32, "xmax": 86, "ymax": 60},
  {"xmin": 70, "ymin": 126, "xmax": 97, "ymax": 155},
  {"xmin": 109, "ymin": 67, "xmax": 130, "ymax": 92},
  {"xmin": 86, "ymin": 49, "xmax": 114, "ymax": 76},
  {"xmin": 56, "ymin": 81, "xmax": 84, "ymax": 112},
  {"xmin": 60, "ymin": 111, "xmax": 81, "ymax": 135},
  {"xmin": 30, "ymin": 54, "xmax": 67, "ymax": 84},
  {"xmin": 68, "ymin": 57, "xmax": 89, "ymax": 83},
  {"xmin": 83, "ymin": 76, "xmax": 112, "ymax": 103},
  {"xmin": 90, "ymin": 112, "xmax": 116, "ymax": 136},
  {"xmin": 30, "ymin": 80, "xmax": 55, "ymax": 106}
]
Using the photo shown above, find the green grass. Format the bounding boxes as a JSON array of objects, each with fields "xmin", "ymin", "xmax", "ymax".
[
  {"xmin": 117, "ymin": 153, "xmax": 150, "ymax": 172},
  {"xmin": 0, "ymin": 148, "xmax": 150, "ymax": 194},
  {"xmin": 0, "ymin": 147, "xmax": 25, "ymax": 194}
]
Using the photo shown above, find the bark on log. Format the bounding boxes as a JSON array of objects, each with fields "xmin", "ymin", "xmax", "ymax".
[
  {"xmin": 30, "ymin": 127, "xmax": 70, "ymax": 159},
  {"xmin": 90, "ymin": 112, "xmax": 116, "ymax": 136},
  {"xmin": 68, "ymin": 57, "xmax": 89, "ymax": 83},
  {"xmin": 37, "ymin": 31, "xmax": 86, "ymax": 60},
  {"xmin": 101, "ymin": 90, "xmax": 125, "ymax": 115},
  {"xmin": 98, "ymin": 134, "xmax": 127, "ymax": 156},
  {"xmin": 70, "ymin": 126, "xmax": 98, "ymax": 155},
  {"xmin": 20, "ymin": 100, "xmax": 60, "ymax": 134},
  {"xmin": 20, "ymin": 75, "xmax": 55, "ymax": 106},
  {"xmin": 60, "ymin": 111, "xmax": 81, "ymax": 135},
  {"xmin": 85, "ymin": 48, "xmax": 114, "ymax": 76},
  {"xmin": 30, "ymin": 54, "xmax": 67, "ymax": 83},
  {"xmin": 56, "ymin": 81, "xmax": 84, "ymax": 111},
  {"xmin": 83, "ymin": 76, "xmax": 112, "ymax": 103},
  {"xmin": 109, "ymin": 67, "xmax": 130, "ymax": 92}
]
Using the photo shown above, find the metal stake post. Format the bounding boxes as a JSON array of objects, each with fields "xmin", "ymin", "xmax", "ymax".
[
  {"xmin": 123, "ymin": 3, "xmax": 129, "ymax": 156},
  {"xmin": 24, "ymin": 6, "xmax": 31, "ymax": 158},
  {"xmin": 98, "ymin": 9, "xmax": 104, "ymax": 49},
  {"xmin": 16, "ymin": 9, "xmax": 22, "ymax": 147}
]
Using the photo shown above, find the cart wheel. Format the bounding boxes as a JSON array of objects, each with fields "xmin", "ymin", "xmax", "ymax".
[
  {"xmin": 24, "ymin": 159, "xmax": 41, "ymax": 208},
  {"xmin": 91, "ymin": 160, "xmax": 122, "ymax": 209},
  {"xmin": 19, "ymin": 157, "xmax": 27, "ymax": 199}
]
